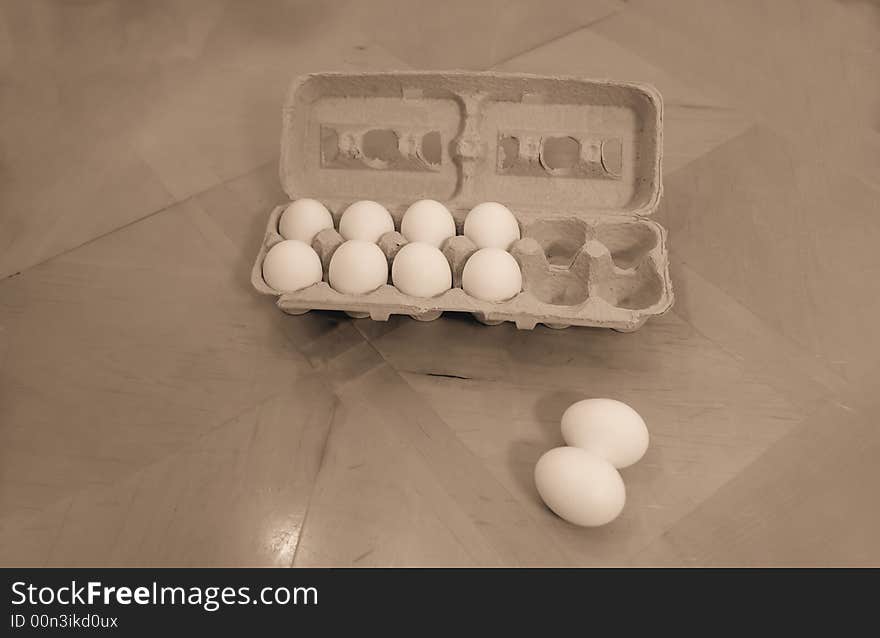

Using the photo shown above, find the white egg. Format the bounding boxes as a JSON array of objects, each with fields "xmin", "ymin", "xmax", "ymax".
[
  {"xmin": 561, "ymin": 398, "xmax": 649, "ymax": 469},
  {"xmin": 328, "ymin": 240, "xmax": 388, "ymax": 295},
  {"xmin": 461, "ymin": 248, "xmax": 522, "ymax": 302},
  {"xmin": 278, "ymin": 198, "xmax": 334, "ymax": 244},
  {"xmin": 463, "ymin": 202, "xmax": 521, "ymax": 250},
  {"xmin": 262, "ymin": 240, "xmax": 323, "ymax": 293},
  {"xmin": 392, "ymin": 242, "xmax": 452, "ymax": 298},
  {"xmin": 534, "ymin": 447, "xmax": 625, "ymax": 527},
  {"xmin": 338, "ymin": 200, "xmax": 395, "ymax": 243},
  {"xmin": 400, "ymin": 199, "xmax": 456, "ymax": 248}
]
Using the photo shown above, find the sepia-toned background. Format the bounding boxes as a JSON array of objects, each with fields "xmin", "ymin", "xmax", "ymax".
[{"xmin": 1, "ymin": 0, "xmax": 878, "ymax": 566}]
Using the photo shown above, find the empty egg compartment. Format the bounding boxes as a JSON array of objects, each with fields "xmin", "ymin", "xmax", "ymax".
[{"xmin": 509, "ymin": 215, "xmax": 668, "ymax": 319}]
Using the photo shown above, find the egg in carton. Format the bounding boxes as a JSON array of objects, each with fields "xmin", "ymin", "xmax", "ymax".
[{"xmin": 251, "ymin": 71, "xmax": 673, "ymax": 331}]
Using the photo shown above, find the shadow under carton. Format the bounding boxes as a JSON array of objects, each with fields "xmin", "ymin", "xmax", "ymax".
[{"xmin": 251, "ymin": 71, "xmax": 673, "ymax": 331}]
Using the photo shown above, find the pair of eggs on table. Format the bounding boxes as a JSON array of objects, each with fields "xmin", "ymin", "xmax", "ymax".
[
  {"xmin": 534, "ymin": 399, "xmax": 650, "ymax": 527},
  {"xmin": 264, "ymin": 198, "xmax": 523, "ymax": 301}
]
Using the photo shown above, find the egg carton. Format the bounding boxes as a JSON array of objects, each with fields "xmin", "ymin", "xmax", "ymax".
[{"xmin": 251, "ymin": 71, "xmax": 673, "ymax": 331}]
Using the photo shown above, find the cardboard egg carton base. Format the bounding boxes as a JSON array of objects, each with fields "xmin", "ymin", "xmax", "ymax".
[
  {"xmin": 251, "ymin": 203, "xmax": 673, "ymax": 331},
  {"xmin": 251, "ymin": 71, "xmax": 674, "ymax": 331}
]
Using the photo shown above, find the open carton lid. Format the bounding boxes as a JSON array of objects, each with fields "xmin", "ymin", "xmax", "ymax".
[{"xmin": 280, "ymin": 71, "xmax": 662, "ymax": 220}]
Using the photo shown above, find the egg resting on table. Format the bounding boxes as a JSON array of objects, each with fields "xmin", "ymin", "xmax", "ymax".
[
  {"xmin": 561, "ymin": 398, "xmax": 649, "ymax": 469},
  {"xmin": 534, "ymin": 447, "xmax": 626, "ymax": 527}
]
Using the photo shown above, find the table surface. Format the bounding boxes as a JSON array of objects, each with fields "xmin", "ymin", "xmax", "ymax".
[{"xmin": 2, "ymin": 0, "xmax": 879, "ymax": 566}]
